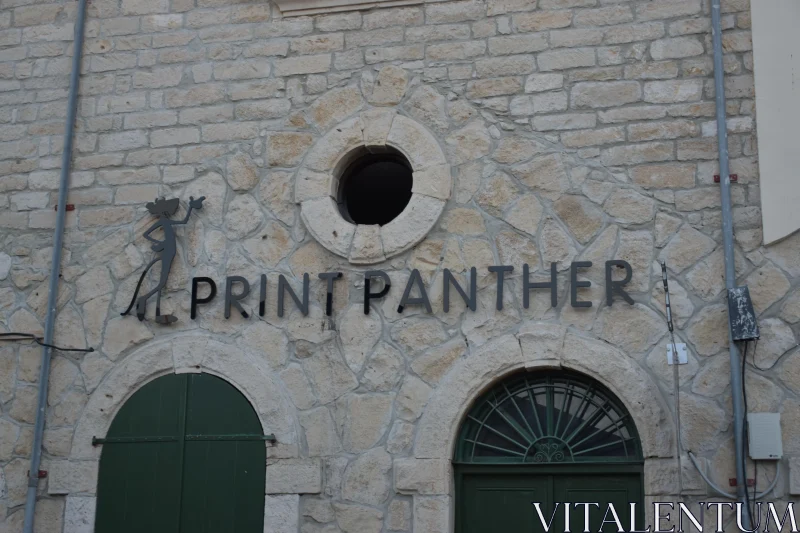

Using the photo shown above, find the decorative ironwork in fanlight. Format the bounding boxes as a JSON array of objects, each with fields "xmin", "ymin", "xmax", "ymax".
[{"xmin": 455, "ymin": 371, "xmax": 643, "ymax": 464}]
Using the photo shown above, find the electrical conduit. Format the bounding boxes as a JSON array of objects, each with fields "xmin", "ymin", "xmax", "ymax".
[
  {"xmin": 21, "ymin": 0, "xmax": 89, "ymax": 530},
  {"xmin": 710, "ymin": 0, "xmax": 752, "ymax": 528}
]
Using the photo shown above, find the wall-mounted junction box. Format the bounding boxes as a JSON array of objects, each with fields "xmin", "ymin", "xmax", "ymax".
[{"xmin": 747, "ymin": 413, "xmax": 783, "ymax": 460}]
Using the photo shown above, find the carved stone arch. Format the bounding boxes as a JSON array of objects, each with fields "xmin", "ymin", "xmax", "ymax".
[
  {"xmin": 407, "ymin": 328, "xmax": 676, "ymax": 532},
  {"xmin": 295, "ymin": 109, "xmax": 452, "ymax": 264},
  {"xmin": 64, "ymin": 334, "xmax": 298, "ymax": 475}
]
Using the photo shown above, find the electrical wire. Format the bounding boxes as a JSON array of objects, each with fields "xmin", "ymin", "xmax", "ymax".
[
  {"xmin": 741, "ymin": 341, "xmax": 755, "ymax": 523},
  {"xmin": 0, "ymin": 332, "xmax": 94, "ymax": 353}
]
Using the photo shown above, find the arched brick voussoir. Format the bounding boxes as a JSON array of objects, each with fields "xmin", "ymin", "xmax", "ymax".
[
  {"xmin": 414, "ymin": 328, "xmax": 675, "ymax": 461},
  {"xmin": 380, "ymin": 194, "xmax": 446, "ymax": 258},
  {"xmin": 70, "ymin": 336, "xmax": 301, "ymax": 466},
  {"xmin": 386, "ymin": 115, "xmax": 447, "ymax": 171},
  {"xmin": 300, "ymin": 196, "xmax": 356, "ymax": 259},
  {"xmin": 559, "ymin": 331, "xmax": 675, "ymax": 458},
  {"xmin": 303, "ymin": 116, "xmax": 364, "ymax": 174}
]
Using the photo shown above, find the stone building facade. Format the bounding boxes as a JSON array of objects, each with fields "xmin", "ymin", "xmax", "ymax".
[{"xmin": 0, "ymin": 0, "xmax": 799, "ymax": 531}]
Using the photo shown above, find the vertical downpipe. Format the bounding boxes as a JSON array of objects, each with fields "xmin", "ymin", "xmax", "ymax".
[
  {"xmin": 710, "ymin": 0, "xmax": 751, "ymax": 527},
  {"xmin": 21, "ymin": 0, "xmax": 88, "ymax": 531}
]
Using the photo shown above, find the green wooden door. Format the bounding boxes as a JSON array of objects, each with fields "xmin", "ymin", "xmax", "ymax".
[
  {"xmin": 95, "ymin": 373, "xmax": 266, "ymax": 533},
  {"xmin": 455, "ymin": 371, "xmax": 644, "ymax": 533},
  {"xmin": 456, "ymin": 466, "xmax": 643, "ymax": 533}
]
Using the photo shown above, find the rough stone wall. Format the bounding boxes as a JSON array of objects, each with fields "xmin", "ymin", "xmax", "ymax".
[{"xmin": 0, "ymin": 0, "xmax": 799, "ymax": 531}]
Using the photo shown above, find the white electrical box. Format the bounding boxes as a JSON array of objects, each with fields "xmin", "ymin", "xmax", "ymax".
[{"xmin": 747, "ymin": 413, "xmax": 783, "ymax": 460}]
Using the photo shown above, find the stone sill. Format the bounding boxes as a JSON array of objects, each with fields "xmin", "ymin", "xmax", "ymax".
[{"xmin": 275, "ymin": 0, "xmax": 445, "ymax": 17}]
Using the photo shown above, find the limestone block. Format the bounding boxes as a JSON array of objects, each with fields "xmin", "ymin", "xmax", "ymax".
[
  {"xmin": 381, "ymin": 195, "xmax": 445, "ymax": 257},
  {"xmin": 361, "ymin": 342, "xmax": 404, "ymax": 392},
  {"xmin": 361, "ymin": 109, "xmax": 396, "ymax": 149},
  {"xmin": 242, "ymin": 221, "xmax": 295, "ymax": 270},
  {"xmin": 348, "ymin": 224, "xmax": 385, "ymax": 264},
  {"xmin": 309, "ymin": 86, "xmax": 363, "ymax": 130},
  {"xmin": 280, "ymin": 364, "xmax": 317, "ymax": 410},
  {"xmin": 540, "ymin": 217, "xmax": 577, "ymax": 267},
  {"xmin": 64, "ymin": 496, "xmax": 96, "ymax": 533},
  {"xmin": 266, "ymin": 458, "xmax": 322, "ymax": 494},
  {"xmin": 595, "ymin": 303, "xmax": 665, "ymax": 354},
  {"xmin": 339, "ymin": 305, "xmax": 382, "ymax": 373},
  {"xmin": 396, "ymin": 375, "xmax": 433, "ymax": 422},
  {"xmin": 412, "ymin": 164, "xmax": 452, "ymax": 201},
  {"xmin": 301, "ymin": 197, "xmax": 356, "ymax": 258},
  {"xmin": 333, "ymin": 502, "xmax": 383, "ymax": 533},
  {"xmin": 571, "ymin": 81, "xmax": 642, "ymax": 108},
  {"xmin": 49, "ymin": 460, "xmax": 98, "ymax": 495},
  {"xmin": 754, "ymin": 319, "xmax": 797, "ymax": 370},
  {"xmin": 388, "ymin": 115, "xmax": 447, "ymax": 171},
  {"xmin": 512, "ymin": 153, "xmax": 570, "ymax": 200},
  {"xmin": 413, "ymin": 496, "xmax": 450, "ymax": 533},
  {"xmin": 295, "ymin": 168, "xmax": 333, "ymax": 203},
  {"xmin": 259, "ymin": 170, "xmax": 295, "ymax": 226},
  {"xmin": 268, "ymin": 132, "xmax": 315, "ymax": 168},
  {"xmin": 644, "ymin": 79, "xmax": 704, "ymax": 103},
  {"xmin": 224, "ymin": 194, "xmax": 263, "ymax": 240},
  {"xmin": 554, "ymin": 195, "xmax": 605, "ymax": 244},
  {"xmin": 340, "ymin": 393, "xmax": 394, "ymax": 453},
  {"xmin": 745, "ymin": 263, "xmax": 791, "ymax": 314},
  {"xmin": 303, "ymin": 497, "xmax": 336, "ymax": 523},
  {"xmin": 101, "ymin": 317, "xmax": 153, "ymax": 360},
  {"xmin": 412, "ymin": 338, "xmax": 466, "ymax": 386},
  {"xmin": 503, "ymin": 194, "xmax": 544, "ymax": 237},
  {"xmin": 387, "ymin": 499, "xmax": 411, "ymax": 531},
  {"xmin": 369, "ymin": 65, "xmax": 408, "ymax": 105},
  {"xmin": 659, "ymin": 225, "xmax": 716, "ymax": 273},
  {"xmin": 406, "ymin": 86, "xmax": 449, "ymax": 133},
  {"xmin": 518, "ymin": 323, "xmax": 567, "ymax": 363},
  {"xmin": 264, "ymin": 495, "xmax": 299, "ymax": 533},
  {"xmin": 341, "ymin": 448, "xmax": 392, "ymax": 506},
  {"xmin": 790, "ymin": 457, "xmax": 800, "ymax": 495},
  {"xmin": 686, "ymin": 304, "xmax": 729, "ymax": 357},
  {"xmin": 304, "ymin": 118, "xmax": 364, "ymax": 174},
  {"xmin": 301, "ymin": 344, "xmax": 357, "ymax": 405},
  {"xmin": 651, "ymin": 37, "xmax": 704, "ymax": 60},
  {"xmin": 395, "ymin": 459, "xmax": 450, "ymax": 495},
  {"xmin": 444, "ymin": 121, "xmax": 491, "ymax": 166},
  {"xmin": 300, "ymin": 407, "xmax": 341, "ymax": 456}
]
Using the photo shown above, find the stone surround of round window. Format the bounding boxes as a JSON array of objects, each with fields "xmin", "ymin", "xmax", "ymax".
[
  {"xmin": 337, "ymin": 147, "xmax": 413, "ymax": 227},
  {"xmin": 296, "ymin": 110, "xmax": 452, "ymax": 265}
]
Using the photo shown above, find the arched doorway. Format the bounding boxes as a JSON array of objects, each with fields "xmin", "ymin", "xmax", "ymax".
[
  {"xmin": 93, "ymin": 372, "xmax": 267, "ymax": 533},
  {"xmin": 454, "ymin": 370, "xmax": 644, "ymax": 533}
]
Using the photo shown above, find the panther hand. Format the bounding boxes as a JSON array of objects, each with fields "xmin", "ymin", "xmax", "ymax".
[{"xmin": 189, "ymin": 196, "xmax": 206, "ymax": 210}]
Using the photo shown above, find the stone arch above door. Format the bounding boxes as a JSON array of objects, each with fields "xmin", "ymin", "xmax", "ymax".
[{"xmin": 399, "ymin": 328, "xmax": 676, "ymax": 532}]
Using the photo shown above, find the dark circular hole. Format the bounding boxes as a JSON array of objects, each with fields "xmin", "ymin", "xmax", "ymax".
[{"xmin": 338, "ymin": 150, "xmax": 413, "ymax": 226}]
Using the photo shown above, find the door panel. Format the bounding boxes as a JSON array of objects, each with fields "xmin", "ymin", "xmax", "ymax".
[
  {"xmin": 460, "ymin": 474, "xmax": 551, "ymax": 533},
  {"xmin": 95, "ymin": 373, "xmax": 266, "ymax": 533},
  {"xmin": 553, "ymin": 474, "xmax": 643, "ymax": 533},
  {"xmin": 457, "ymin": 468, "xmax": 643, "ymax": 533}
]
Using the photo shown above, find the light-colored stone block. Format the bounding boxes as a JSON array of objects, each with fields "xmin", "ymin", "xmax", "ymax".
[
  {"xmin": 266, "ymin": 458, "xmax": 322, "ymax": 494},
  {"xmin": 263, "ymin": 494, "xmax": 299, "ymax": 533}
]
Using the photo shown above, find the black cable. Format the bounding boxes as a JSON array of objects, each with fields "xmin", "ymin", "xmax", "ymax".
[
  {"xmin": 751, "ymin": 339, "xmax": 764, "ymax": 372},
  {"xmin": 741, "ymin": 341, "xmax": 755, "ymax": 522},
  {"xmin": 0, "ymin": 332, "xmax": 94, "ymax": 353}
]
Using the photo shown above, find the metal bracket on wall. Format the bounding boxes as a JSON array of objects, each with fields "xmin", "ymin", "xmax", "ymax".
[
  {"xmin": 667, "ymin": 343, "xmax": 689, "ymax": 365},
  {"xmin": 92, "ymin": 434, "xmax": 277, "ymax": 446},
  {"xmin": 713, "ymin": 174, "xmax": 738, "ymax": 183}
]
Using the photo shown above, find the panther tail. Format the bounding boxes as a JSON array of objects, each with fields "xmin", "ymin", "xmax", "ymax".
[{"xmin": 120, "ymin": 263, "xmax": 153, "ymax": 316}]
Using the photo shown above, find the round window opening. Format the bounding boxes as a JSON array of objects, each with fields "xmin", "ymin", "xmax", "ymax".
[{"xmin": 337, "ymin": 147, "xmax": 413, "ymax": 227}]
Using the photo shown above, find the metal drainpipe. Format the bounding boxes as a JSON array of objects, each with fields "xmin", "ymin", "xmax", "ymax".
[
  {"xmin": 22, "ymin": 0, "xmax": 88, "ymax": 530},
  {"xmin": 710, "ymin": 0, "xmax": 751, "ymax": 527}
]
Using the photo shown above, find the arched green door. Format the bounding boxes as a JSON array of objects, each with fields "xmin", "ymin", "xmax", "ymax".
[
  {"xmin": 95, "ymin": 373, "xmax": 266, "ymax": 533},
  {"xmin": 454, "ymin": 371, "xmax": 644, "ymax": 533}
]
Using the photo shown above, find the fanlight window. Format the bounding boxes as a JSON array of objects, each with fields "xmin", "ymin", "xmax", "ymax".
[{"xmin": 455, "ymin": 371, "xmax": 643, "ymax": 464}]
